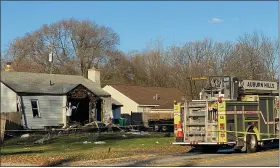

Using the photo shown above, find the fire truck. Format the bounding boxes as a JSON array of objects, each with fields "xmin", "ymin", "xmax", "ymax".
[{"xmin": 173, "ymin": 76, "xmax": 279, "ymax": 153}]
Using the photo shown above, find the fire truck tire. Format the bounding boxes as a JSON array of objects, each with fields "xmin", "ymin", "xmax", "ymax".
[
  {"xmin": 162, "ymin": 126, "xmax": 168, "ymax": 132},
  {"xmin": 246, "ymin": 133, "xmax": 257, "ymax": 153},
  {"xmin": 153, "ymin": 125, "xmax": 159, "ymax": 132}
]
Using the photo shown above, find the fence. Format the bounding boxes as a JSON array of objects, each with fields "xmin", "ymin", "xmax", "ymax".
[
  {"xmin": 1, "ymin": 115, "xmax": 6, "ymax": 142},
  {"xmin": 1, "ymin": 112, "xmax": 23, "ymax": 142}
]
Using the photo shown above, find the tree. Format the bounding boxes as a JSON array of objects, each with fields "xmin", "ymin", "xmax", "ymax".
[
  {"xmin": 100, "ymin": 50, "xmax": 133, "ymax": 86},
  {"xmin": 224, "ymin": 32, "xmax": 278, "ymax": 80},
  {"xmin": 5, "ymin": 19, "xmax": 120, "ymax": 77}
]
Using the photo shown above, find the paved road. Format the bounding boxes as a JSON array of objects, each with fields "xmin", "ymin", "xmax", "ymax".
[
  {"xmin": 96, "ymin": 145, "xmax": 279, "ymax": 167},
  {"xmin": 5, "ymin": 145, "xmax": 277, "ymax": 167}
]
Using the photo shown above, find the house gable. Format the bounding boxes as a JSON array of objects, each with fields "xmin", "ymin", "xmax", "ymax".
[
  {"xmin": 103, "ymin": 85, "xmax": 139, "ymax": 114},
  {"xmin": 1, "ymin": 82, "xmax": 17, "ymax": 113}
]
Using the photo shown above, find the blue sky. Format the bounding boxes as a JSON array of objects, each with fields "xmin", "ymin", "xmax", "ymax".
[{"xmin": 1, "ymin": 1, "xmax": 278, "ymax": 53}]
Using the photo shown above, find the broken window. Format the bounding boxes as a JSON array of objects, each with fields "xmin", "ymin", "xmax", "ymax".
[{"xmin": 31, "ymin": 99, "xmax": 40, "ymax": 117}]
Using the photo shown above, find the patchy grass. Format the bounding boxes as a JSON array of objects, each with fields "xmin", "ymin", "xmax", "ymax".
[{"xmin": 1, "ymin": 132, "xmax": 190, "ymax": 166}]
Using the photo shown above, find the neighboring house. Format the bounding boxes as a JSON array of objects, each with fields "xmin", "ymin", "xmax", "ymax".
[
  {"xmin": 103, "ymin": 84, "xmax": 184, "ymax": 125},
  {"xmin": 0, "ymin": 69, "xmax": 113, "ymax": 129}
]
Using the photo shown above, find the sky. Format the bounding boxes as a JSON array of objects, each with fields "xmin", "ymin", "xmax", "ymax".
[{"xmin": 1, "ymin": 1, "xmax": 278, "ymax": 53}]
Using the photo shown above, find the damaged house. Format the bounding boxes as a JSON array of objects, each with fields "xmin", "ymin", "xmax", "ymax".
[{"xmin": 0, "ymin": 69, "xmax": 113, "ymax": 129}]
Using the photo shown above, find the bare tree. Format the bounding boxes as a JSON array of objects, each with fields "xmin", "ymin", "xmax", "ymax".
[
  {"xmin": 224, "ymin": 32, "xmax": 278, "ymax": 80},
  {"xmin": 5, "ymin": 23, "xmax": 277, "ymax": 93},
  {"xmin": 4, "ymin": 19, "xmax": 120, "ymax": 77}
]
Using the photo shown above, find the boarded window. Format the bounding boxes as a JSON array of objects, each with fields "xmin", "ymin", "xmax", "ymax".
[{"xmin": 31, "ymin": 100, "xmax": 40, "ymax": 117}]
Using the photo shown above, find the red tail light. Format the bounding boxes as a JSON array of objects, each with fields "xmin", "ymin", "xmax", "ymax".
[{"xmin": 220, "ymin": 123, "xmax": 225, "ymax": 130}]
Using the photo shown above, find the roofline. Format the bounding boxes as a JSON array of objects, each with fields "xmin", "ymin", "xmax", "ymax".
[
  {"xmin": 1, "ymin": 82, "xmax": 111, "ymax": 97},
  {"xmin": 1, "ymin": 81, "xmax": 17, "ymax": 93},
  {"xmin": 107, "ymin": 84, "xmax": 181, "ymax": 90},
  {"xmin": 100, "ymin": 95, "xmax": 111, "ymax": 97},
  {"xmin": 18, "ymin": 92, "xmax": 66, "ymax": 96},
  {"xmin": 138, "ymin": 105, "xmax": 160, "ymax": 107},
  {"xmin": 150, "ymin": 109, "xmax": 173, "ymax": 111},
  {"xmin": 113, "ymin": 104, "xmax": 123, "ymax": 107}
]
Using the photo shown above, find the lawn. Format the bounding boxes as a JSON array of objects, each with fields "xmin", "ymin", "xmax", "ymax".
[{"xmin": 1, "ymin": 132, "xmax": 190, "ymax": 166}]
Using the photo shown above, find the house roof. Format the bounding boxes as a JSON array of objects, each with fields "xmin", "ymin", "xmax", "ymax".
[
  {"xmin": 108, "ymin": 84, "xmax": 184, "ymax": 109},
  {"xmin": 111, "ymin": 98, "xmax": 123, "ymax": 106},
  {"xmin": 1, "ymin": 71, "xmax": 110, "ymax": 97}
]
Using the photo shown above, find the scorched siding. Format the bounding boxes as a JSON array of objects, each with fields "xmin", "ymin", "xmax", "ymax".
[
  {"xmin": 0, "ymin": 82, "xmax": 17, "ymax": 113},
  {"xmin": 22, "ymin": 95, "xmax": 64, "ymax": 129},
  {"xmin": 102, "ymin": 97, "xmax": 113, "ymax": 122}
]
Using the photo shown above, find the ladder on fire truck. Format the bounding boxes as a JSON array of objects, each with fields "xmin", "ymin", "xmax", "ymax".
[{"xmin": 185, "ymin": 77, "xmax": 219, "ymax": 143}]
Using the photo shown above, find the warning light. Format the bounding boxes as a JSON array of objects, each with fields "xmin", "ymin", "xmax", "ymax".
[{"xmin": 220, "ymin": 123, "xmax": 225, "ymax": 130}]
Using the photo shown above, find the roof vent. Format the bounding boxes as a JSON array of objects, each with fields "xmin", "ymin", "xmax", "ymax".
[{"xmin": 153, "ymin": 94, "xmax": 160, "ymax": 100}]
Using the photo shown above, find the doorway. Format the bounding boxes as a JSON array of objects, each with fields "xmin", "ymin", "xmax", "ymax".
[
  {"xmin": 96, "ymin": 99, "xmax": 102, "ymax": 122},
  {"xmin": 68, "ymin": 96, "xmax": 90, "ymax": 125}
]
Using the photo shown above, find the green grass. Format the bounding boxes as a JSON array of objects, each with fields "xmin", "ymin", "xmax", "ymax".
[{"xmin": 1, "ymin": 132, "xmax": 189, "ymax": 165}]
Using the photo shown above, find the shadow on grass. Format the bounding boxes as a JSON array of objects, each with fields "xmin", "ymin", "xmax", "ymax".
[
  {"xmin": 182, "ymin": 146, "xmax": 235, "ymax": 155},
  {"xmin": 0, "ymin": 150, "xmax": 45, "ymax": 156}
]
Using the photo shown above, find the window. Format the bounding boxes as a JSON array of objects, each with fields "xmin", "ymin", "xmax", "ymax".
[{"xmin": 31, "ymin": 99, "xmax": 40, "ymax": 117}]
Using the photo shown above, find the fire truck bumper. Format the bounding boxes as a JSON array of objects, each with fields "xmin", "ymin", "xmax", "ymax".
[{"xmin": 172, "ymin": 142, "xmax": 236, "ymax": 145}]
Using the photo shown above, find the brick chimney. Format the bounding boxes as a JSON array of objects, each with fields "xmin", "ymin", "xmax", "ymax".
[{"xmin": 88, "ymin": 68, "xmax": 100, "ymax": 86}]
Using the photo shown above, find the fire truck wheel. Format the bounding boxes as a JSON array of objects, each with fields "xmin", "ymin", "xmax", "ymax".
[
  {"xmin": 153, "ymin": 125, "xmax": 159, "ymax": 132},
  {"xmin": 246, "ymin": 133, "xmax": 257, "ymax": 153},
  {"xmin": 162, "ymin": 126, "xmax": 168, "ymax": 132}
]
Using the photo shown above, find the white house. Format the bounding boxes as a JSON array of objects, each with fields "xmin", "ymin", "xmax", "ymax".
[{"xmin": 1, "ymin": 69, "xmax": 113, "ymax": 129}]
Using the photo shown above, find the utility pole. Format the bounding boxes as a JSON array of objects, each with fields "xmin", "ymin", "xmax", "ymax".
[{"xmin": 49, "ymin": 50, "xmax": 53, "ymax": 86}]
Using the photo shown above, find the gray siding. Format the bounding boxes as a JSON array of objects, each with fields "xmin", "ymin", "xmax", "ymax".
[
  {"xmin": 22, "ymin": 95, "xmax": 65, "ymax": 129},
  {"xmin": 1, "ymin": 82, "xmax": 17, "ymax": 113}
]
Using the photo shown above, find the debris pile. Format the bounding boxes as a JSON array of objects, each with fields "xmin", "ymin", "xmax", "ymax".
[
  {"xmin": 94, "ymin": 141, "xmax": 106, "ymax": 145},
  {"xmin": 126, "ymin": 131, "xmax": 151, "ymax": 136},
  {"xmin": 20, "ymin": 134, "xmax": 30, "ymax": 139}
]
